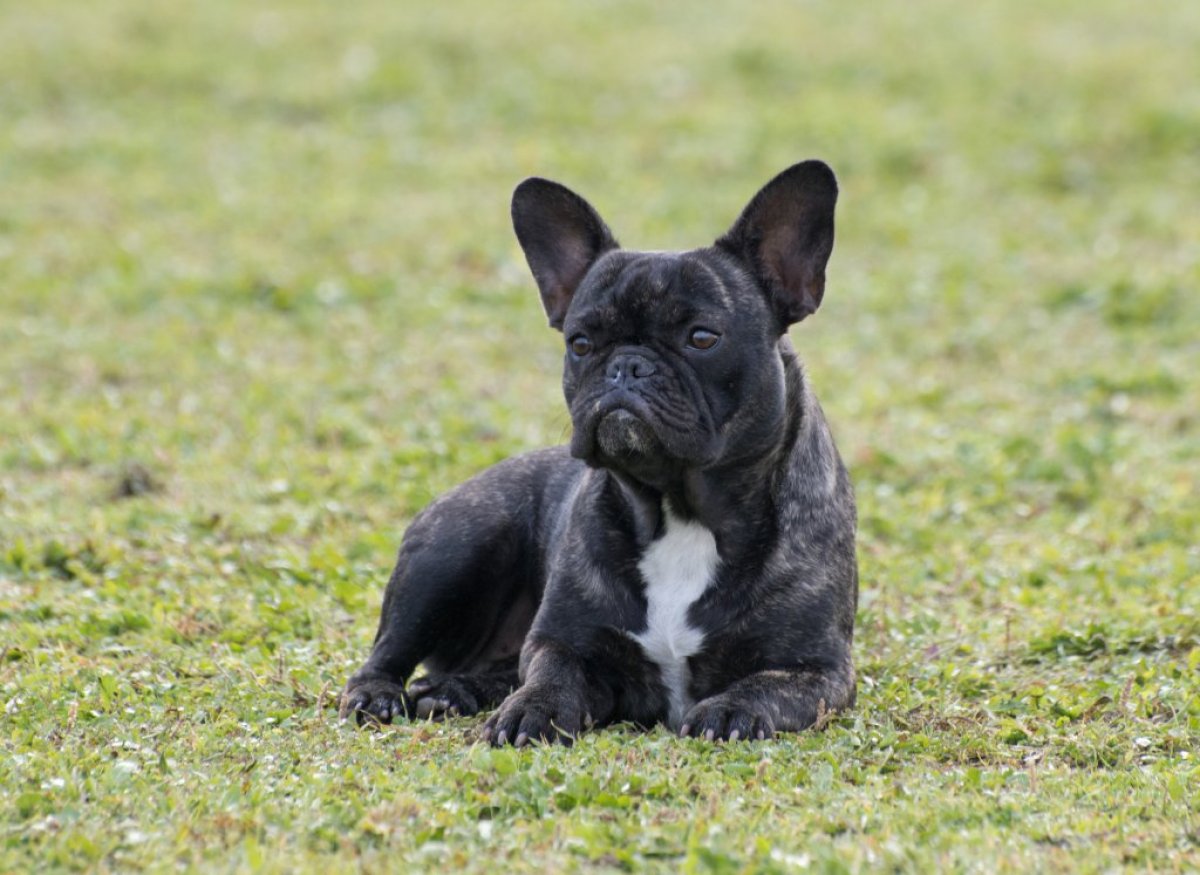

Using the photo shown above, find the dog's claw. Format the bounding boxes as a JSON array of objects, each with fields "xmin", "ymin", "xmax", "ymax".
[
  {"xmin": 416, "ymin": 697, "xmax": 458, "ymax": 720},
  {"xmin": 338, "ymin": 695, "xmax": 364, "ymax": 721},
  {"xmin": 407, "ymin": 677, "xmax": 434, "ymax": 696}
]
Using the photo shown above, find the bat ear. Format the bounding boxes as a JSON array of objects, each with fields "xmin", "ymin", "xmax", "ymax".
[
  {"xmin": 511, "ymin": 178, "xmax": 619, "ymax": 331},
  {"xmin": 716, "ymin": 160, "xmax": 838, "ymax": 326}
]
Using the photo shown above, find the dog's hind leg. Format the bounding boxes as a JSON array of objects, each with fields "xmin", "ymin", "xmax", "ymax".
[{"xmin": 339, "ymin": 500, "xmax": 536, "ymax": 726}]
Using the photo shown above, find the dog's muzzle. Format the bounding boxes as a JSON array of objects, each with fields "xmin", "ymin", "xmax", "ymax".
[{"xmin": 595, "ymin": 408, "xmax": 658, "ymax": 457}]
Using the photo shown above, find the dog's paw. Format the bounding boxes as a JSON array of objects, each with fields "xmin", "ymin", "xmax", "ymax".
[
  {"xmin": 406, "ymin": 675, "xmax": 482, "ymax": 719},
  {"xmin": 479, "ymin": 687, "xmax": 588, "ymax": 747},
  {"xmin": 339, "ymin": 676, "xmax": 411, "ymax": 726},
  {"xmin": 679, "ymin": 695, "xmax": 775, "ymax": 742}
]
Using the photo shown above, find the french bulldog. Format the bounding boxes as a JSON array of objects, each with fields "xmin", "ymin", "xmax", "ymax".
[{"xmin": 340, "ymin": 160, "xmax": 858, "ymax": 745}]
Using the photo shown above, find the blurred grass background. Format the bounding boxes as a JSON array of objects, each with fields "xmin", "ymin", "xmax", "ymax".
[{"xmin": 1, "ymin": 0, "xmax": 1198, "ymax": 871}]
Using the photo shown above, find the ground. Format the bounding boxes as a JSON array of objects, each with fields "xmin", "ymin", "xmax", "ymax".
[{"xmin": 1, "ymin": 0, "xmax": 1198, "ymax": 871}]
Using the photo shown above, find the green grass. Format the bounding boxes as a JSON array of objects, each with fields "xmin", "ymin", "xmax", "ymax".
[{"xmin": 2, "ymin": 0, "xmax": 1198, "ymax": 871}]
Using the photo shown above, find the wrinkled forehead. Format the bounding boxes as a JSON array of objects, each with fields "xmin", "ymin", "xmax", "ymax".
[{"xmin": 567, "ymin": 249, "xmax": 759, "ymax": 331}]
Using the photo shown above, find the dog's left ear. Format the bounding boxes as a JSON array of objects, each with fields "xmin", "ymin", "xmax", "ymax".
[
  {"xmin": 716, "ymin": 160, "xmax": 838, "ymax": 326},
  {"xmin": 512, "ymin": 178, "xmax": 619, "ymax": 331}
]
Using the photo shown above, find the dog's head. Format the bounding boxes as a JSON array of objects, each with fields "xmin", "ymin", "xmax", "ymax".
[{"xmin": 512, "ymin": 161, "xmax": 837, "ymax": 484}]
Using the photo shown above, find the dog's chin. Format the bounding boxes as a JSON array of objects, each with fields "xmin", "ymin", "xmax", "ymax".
[
  {"xmin": 572, "ymin": 409, "xmax": 669, "ymax": 477},
  {"xmin": 595, "ymin": 410, "xmax": 658, "ymax": 459},
  {"xmin": 574, "ymin": 409, "xmax": 727, "ymax": 487}
]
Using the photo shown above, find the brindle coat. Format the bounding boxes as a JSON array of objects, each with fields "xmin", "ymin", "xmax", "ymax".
[{"xmin": 340, "ymin": 161, "xmax": 858, "ymax": 744}]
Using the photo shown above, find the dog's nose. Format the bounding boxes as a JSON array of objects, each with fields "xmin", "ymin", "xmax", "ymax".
[{"xmin": 606, "ymin": 353, "xmax": 657, "ymax": 386}]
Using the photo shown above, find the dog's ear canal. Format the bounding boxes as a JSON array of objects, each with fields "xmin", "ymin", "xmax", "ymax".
[
  {"xmin": 715, "ymin": 160, "xmax": 838, "ymax": 326},
  {"xmin": 511, "ymin": 178, "xmax": 619, "ymax": 331}
]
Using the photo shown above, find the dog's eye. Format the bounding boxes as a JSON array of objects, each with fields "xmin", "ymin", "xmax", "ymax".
[
  {"xmin": 687, "ymin": 328, "xmax": 721, "ymax": 350},
  {"xmin": 568, "ymin": 334, "xmax": 593, "ymax": 357}
]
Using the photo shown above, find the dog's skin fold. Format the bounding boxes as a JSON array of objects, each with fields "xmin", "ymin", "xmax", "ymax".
[{"xmin": 340, "ymin": 160, "xmax": 858, "ymax": 745}]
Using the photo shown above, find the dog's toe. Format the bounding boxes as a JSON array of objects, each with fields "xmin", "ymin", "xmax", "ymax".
[
  {"xmin": 415, "ymin": 696, "xmax": 460, "ymax": 719},
  {"xmin": 406, "ymin": 676, "xmax": 480, "ymax": 719}
]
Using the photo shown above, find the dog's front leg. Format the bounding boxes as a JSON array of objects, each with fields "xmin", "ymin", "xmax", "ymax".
[
  {"xmin": 481, "ymin": 639, "xmax": 613, "ymax": 747},
  {"xmin": 680, "ymin": 662, "xmax": 856, "ymax": 741}
]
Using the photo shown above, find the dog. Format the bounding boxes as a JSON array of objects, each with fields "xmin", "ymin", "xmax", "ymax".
[{"xmin": 339, "ymin": 160, "xmax": 858, "ymax": 745}]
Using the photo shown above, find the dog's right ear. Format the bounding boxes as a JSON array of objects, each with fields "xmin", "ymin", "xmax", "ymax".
[{"xmin": 512, "ymin": 178, "xmax": 618, "ymax": 331}]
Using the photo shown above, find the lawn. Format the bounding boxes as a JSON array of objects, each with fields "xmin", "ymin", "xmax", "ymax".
[{"xmin": 1, "ymin": 0, "xmax": 1198, "ymax": 871}]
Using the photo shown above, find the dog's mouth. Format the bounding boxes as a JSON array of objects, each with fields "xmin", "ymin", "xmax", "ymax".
[
  {"xmin": 568, "ymin": 378, "xmax": 722, "ymax": 479},
  {"xmin": 595, "ymin": 409, "xmax": 659, "ymax": 458},
  {"xmin": 570, "ymin": 398, "xmax": 669, "ymax": 471}
]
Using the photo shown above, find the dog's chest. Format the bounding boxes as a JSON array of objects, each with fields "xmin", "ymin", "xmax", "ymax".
[{"xmin": 632, "ymin": 510, "xmax": 720, "ymax": 728}]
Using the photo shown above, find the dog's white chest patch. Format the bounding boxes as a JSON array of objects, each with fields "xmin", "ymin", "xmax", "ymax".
[{"xmin": 633, "ymin": 509, "xmax": 720, "ymax": 729}]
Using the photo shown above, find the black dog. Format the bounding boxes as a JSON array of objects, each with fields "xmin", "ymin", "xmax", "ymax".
[{"xmin": 340, "ymin": 161, "xmax": 858, "ymax": 745}]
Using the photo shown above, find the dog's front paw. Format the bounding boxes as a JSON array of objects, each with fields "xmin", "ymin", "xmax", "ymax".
[
  {"xmin": 679, "ymin": 695, "xmax": 775, "ymax": 742},
  {"xmin": 480, "ymin": 687, "xmax": 588, "ymax": 747},
  {"xmin": 339, "ymin": 676, "xmax": 411, "ymax": 726}
]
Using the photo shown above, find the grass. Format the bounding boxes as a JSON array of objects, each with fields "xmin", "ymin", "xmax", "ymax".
[{"xmin": 1, "ymin": 0, "xmax": 1198, "ymax": 870}]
